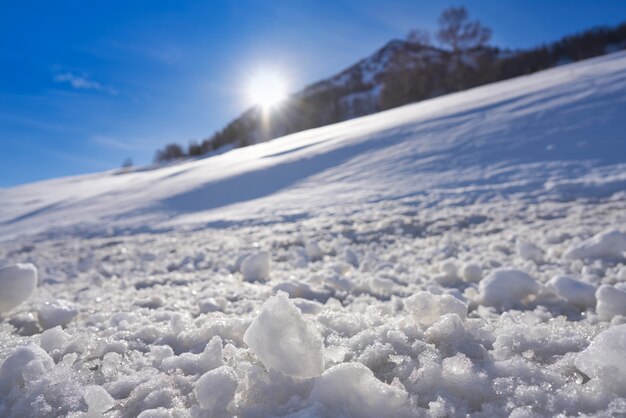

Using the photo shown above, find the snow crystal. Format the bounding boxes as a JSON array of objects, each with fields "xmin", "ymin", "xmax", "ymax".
[
  {"xmin": 309, "ymin": 362, "xmax": 409, "ymax": 417},
  {"xmin": 404, "ymin": 291, "xmax": 467, "ymax": 327},
  {"xmin": 595, "ymin": 284, "xmax": 626, "ymax": 321},
  {"xmin": 240, "ymin": 251, "xmax": 271, "ymax": 282},
  {"xmin": 565, "ymin": 230, "xmax": 626, "ymax": 259},
  {"xmin": 243, "ymin": 292, "xmax": 324, "ymax": 378},
  {"xmin": 0, "ymin": 263, "xmax": 37, "ymax": 313},
  {"xmin": 575, "ymin": 324, "xmax": 626, "ymax": 395},
  {"xmin": 548, "ymin": 275, "xmax": 596, "ymax": 308},
  {"xmin": 479, "ymin": 268, "xmax": 540, "ymax": 307},
  {"xmin": 194, "ymin": 365, "xmax": 238, "ymax": 411}
]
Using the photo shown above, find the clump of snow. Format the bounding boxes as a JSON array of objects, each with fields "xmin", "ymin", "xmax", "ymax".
[
  {"xmin": 479, "ymin": 268, "xmax": 540, "ymax": 307},
  {"xmin": 404, "ymin": 291, "xmax": 467, "ymax": 327},
  {"xmin": 243, "ymin": 292, "xmax": 324, "ymax": 378},
  {"xmin": 161, "ymin": 335, "xmax": 223, "ymax": 375},
  {"xmin": 0, "ymin": 345, "xmax": 53, "ymax": 396},
  {"xmin": 516, "ymin": 240, "xmax": 544, "ymax": 263},
  {"xmin": 37, "ymin": 299, "xmax": 78, "ymax": 329},
  {"xmin": 344, "ymin": 248, "xmax": 359, "ymax": 267},
  {"xmin": 240, "ymin": 251, "xmax": 271, "ymax": 282},
  {"xmin": 460, "ymin": 262, "xmax": 482, "ymax": 282},
  {"xmin": 39, "ymin": 326, "xmax": 71, "ymax": 354},
  {"xmin": 595, "ymin": 284, "xmax": 626, "ymax": 321},
  {"xmin": 194, "ymin": 365, "xmax": 238, "ymax": 412},
  {"xmin": 84, "ymin": 385, "xmax": 115, "ymax": 416},
  {"xmin": 575, "ymin": 324, "xmax": 626, "ymax": 395},
  {"xmin": 305, "ymin": 241, "xmax": 323, "ymax": 261},
  {"xmin": 0, "ymin": 263, "xmax": 37, "ymax": 313},
  {"xmin": 309, "ymin": 362, "xmax": 408, "ymax": 417},
  {"xmin": 548, "ymin": 275, "xmax": 596, "ymax": 308},
  {"xmin": 565, "ymin": 230, "xmax": 626, "ymax": 259},
  {"xmin": 434, "ymin": 260, "xmax": 461, "ymax": 286}
]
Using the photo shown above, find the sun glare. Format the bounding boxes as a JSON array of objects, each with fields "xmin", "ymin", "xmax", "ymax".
[{"xmin": 247, "ymin": 71, "xmax": 287, "ymax": 109}]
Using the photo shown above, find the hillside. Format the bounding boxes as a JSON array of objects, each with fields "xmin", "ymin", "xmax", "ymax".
[
  {"xmin": 157, "ymin": 21, "xmax": 626, "ymax": 160},
  {"xmin": 0, "ymin": 53, "xmax": 626, "ymax": 417}
]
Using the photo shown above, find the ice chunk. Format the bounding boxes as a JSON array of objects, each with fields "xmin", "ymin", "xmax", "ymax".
[
  {"xmin": 243, "ymin": 293, "xmax": 324, "ymax": 378},
  {"xmin": 194, "ymin": 365, "xmax": 238, "ymax": 411},
  {"xmin": 37, "ymin": 299, "xmax": 79, "ymax": 329},
  {"xmin": 548, "ymin": 275, "xmax": 596, "ymax": 308},
  {"xmin": 595, "ymin": 285, "xmax": 626, "ymax": 321},
  {"xmin": 479, "ymin": 269, "xmax": 540, "ymax": 307},
  {"xmin": 460, "ymin": 263, "xmax": 482, "ymax": 282},
  {"xmin": 0, "ymin": 263, "xmax": 38, "ymax": 313},
  {"xmin": 240, "ymin": 251, "xmax": 271, "ymax": 282},
  {"xmin": 565, "ymin": 230, "xmax": 626, "ymax": 259},
  {"xmin": 84, "ymin": 385, "xmax": 115, "ymax": 416},
  {"xmin": 404, "ymin": 291, "xmax": 467, "ymax": 327},
  {"xmin": 309, "ymin": 362, "xmax": 408, "ymax": 417},
  {"xmin": 575, "ymin": 324, "xmax": 626, "ymax": 395},
  {"xmin": 516, "ymin": 241, "xmax": 544, "ymax": 263}
]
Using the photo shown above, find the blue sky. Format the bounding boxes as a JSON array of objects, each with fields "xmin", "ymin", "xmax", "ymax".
[{"xmin": 1, "ymin": 0, "xmax": 625, "ymax": 187}]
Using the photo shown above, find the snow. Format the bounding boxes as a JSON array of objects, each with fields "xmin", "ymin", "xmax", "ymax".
[
  {"xmin": 308, "ymin": 362, "xmax": 409, "ymax": 417},
  {"xmin": 595, "ymin": 284, "xmax": 626, "ymax": 321},
  {"xmin": 516, "ymin": 241, "xmax": 544, "ymax": 263},
  {"xmin": 565, "ymin": 229, "xmax": 626, "ymax": 260},
  {"xmin": 194, "ymin": 365, "xmax": 238, "ymax": 412},
  {"xmin": 240, "ymin": 251, "xmax": 271, "ymax": 282},
  {"xmin": 479, "ymin": 269, "xmax": 540, "ymax": 307},
  {"xmin": 243, "ymin": 292, "xmax": 325, "ymax": 379},
  {"xmin": 84, "ymin": 385, "xmax": 115, "ymax": 416},
  {"xmin": 548, "ymin": 275, "xmax": 596, "ymax": 308},
  {"xmin": 404, "ymin": 291, "xmax": 467, "ymax": 327},
  {"xmin": 0, "ymin": 52, "xmax": 626, "ymax": 416},
  {"xmin": 37, "ymin": 300, "xmax": 78, "ymax": 329},
  {"xmin": 575, "ymin": 324, "xmax": 626, "ymax": 396},
  {"xmin": 0, "ymin": 264, "xmax": 37, "ymax": 314},
  {"xmin": 460, "ymin": 262, "xmax": 482, "ymax": 282}
]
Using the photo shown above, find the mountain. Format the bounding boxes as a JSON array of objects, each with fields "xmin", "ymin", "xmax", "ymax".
[
  {"xmin": 158, "ymin": 22, "xmax": 626, "ymax": 160},
  {"xmin": 1, "ymin": 52, "xmax": 626, "ymax": 417}
]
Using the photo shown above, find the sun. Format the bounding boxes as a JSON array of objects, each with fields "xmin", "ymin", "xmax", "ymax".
[{"xmin": 247, "ymin": 71, "xmax": 287, "ymax": 109}]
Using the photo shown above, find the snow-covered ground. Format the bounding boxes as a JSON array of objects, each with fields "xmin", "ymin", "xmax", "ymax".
[{"xmin": 1, "ymin": 52, "xmax": 626, "ymax": 417}]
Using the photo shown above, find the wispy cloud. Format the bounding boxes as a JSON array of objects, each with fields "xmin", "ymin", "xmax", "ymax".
[
  {"xmin": 53, "ymin": 72, "xmax": 118, "ymax": 95},
  {"xmin": 92, "ymin": 135, "xmax": 135, "ymax": 151},
  {"xmin": 91, "ymin": 135, "xmax": 154, "ymax": 151}
]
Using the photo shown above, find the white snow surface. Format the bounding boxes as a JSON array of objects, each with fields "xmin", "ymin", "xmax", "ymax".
[{"xmin": 0, "ymin": 52, "xmax": 626, "ymax": 416}]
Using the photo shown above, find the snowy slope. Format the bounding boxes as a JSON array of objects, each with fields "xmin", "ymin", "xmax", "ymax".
[
  {"xmin": 1, "ymin": 53, "xmax": 626, "ymax": 418},
  {"xmin": 2, "ymin": 52, "xmax": 626, "ymax": 241}
]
